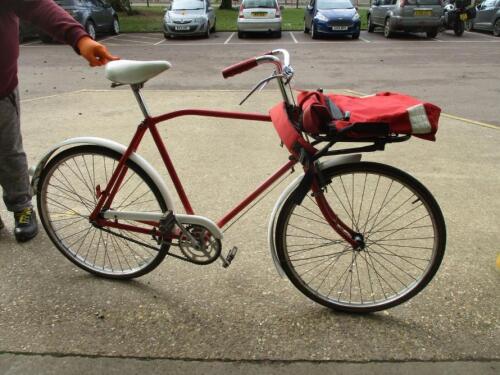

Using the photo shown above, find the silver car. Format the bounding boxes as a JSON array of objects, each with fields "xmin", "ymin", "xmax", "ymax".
[
  {"xmin": 237, "ymin": 0, "xmax": 282, "ymax": 38},
  {"xmin": 467, "ymin": 0, "xmax": 500, "ymax": 36},
  {"xmin": 367, "ymin": 0, "xmax": 443, "ymax": 38},
  {"xmin": 163, "ymin": 0, "xmax": 216, "ymax": 38}
]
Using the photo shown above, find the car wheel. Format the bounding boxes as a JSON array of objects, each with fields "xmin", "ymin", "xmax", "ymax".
[
  {"xmin": 205, "ymin": 24, "xmax": 210, "ymax": 38},
  {"xmin": 465, "ymin": 20, "xmax": 473, "ymax": 31},
  {"xmin": 311, "ymin": 22, "xmax": 318, "ymax": 39},
  {"xmin": 352, "ymin": 32, "xmax": 360, "ymax": 39},
  {"xmin": 111, "ymin": 16, "xmax": 120, "ymax": 35},
  {"xmin": 493, "ymin": 19, "xmax": 500, "ymax": 37},
  {"xmin": 275, "ymin": 30, "xmax": 282, "ymax": 38},
  {"xmin": 383, "ymin": 17, "xmax": 393, "ymax": 38},
  {"xmin": 211, "ymin": 19, "xmax": 216, "ymax": 33},
  {"xmin": 238, "ymin": 31, "xmax": 244, "ymax": 38},
  {"xmin": 85, "ymin": 20, "xmax": 96, "ymax": 40},
  {"xmin": 367, "ymin": 14, "xmax": 375, "ymax": 33},
  {"xmin": 304, "ymin": 18, "xmax": 309, "ymax": 33},
  {"xmin": 426, "ymin": 28, "xmax": 438, "ymax": 38}
]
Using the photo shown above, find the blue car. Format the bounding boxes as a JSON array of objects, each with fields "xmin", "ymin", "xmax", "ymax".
[{"xmin": 304, "ymin": 0, "xmax": 361, "ymax": 39}]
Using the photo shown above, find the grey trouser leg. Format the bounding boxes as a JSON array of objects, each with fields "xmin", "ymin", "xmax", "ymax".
[{"xmin": 0, "ymin": 87, "xmax": 32, "ymax": 212}]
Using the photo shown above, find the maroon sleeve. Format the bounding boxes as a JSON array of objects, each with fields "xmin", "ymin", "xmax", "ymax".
[{"xmin": 14, "ymin": 0, "xmax": 89, "ymax": 52}]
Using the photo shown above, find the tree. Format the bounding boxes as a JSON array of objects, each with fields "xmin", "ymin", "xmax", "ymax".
[
  {"xmin": 109, "ymin": 0, "xmax": 133, "ymax": 14},
  {"xmin": 219, "ymin": 0, "xmax": 233, "ymax": 10}
]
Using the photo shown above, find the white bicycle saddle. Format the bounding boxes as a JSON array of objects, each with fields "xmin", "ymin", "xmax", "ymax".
[{"xmin": 105, "ymin": 60, "xmax": 172, "ymax": 85}]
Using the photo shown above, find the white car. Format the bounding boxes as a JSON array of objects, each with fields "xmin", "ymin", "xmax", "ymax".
[{"xmin": 237, "ymin": 0, "xmax": 282, "ymax": 38}]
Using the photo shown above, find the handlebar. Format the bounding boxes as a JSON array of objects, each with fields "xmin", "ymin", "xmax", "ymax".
[{"xmin": 221, "ymin": 49, "xmax": 291, "ymax": 79}]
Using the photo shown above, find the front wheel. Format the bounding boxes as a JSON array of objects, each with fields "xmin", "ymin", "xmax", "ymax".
[
  {"xmin": 426, "ymin": 28, "xmax": 438, "ymax": 38},
  {"xmin": 311, "ymin": 23, "xmax": 318, "ymax": 39},
  {"xmin": 383, "ymin": 18, "xmax": 393, "ymax": 38},
  {"xmin": 85, "ymin": 20, "xmax": 97, "ymax": 40},
  {"xmin": 367, "ymin": 14, "xmax": 375, "ymax": 33},
  {"xmin": 275, "ymin": 162, "xmax": 446, "ymax": 313},
  {"xmin": 37, "ymin": 145, "xmax": 170, "ymax": 279}
]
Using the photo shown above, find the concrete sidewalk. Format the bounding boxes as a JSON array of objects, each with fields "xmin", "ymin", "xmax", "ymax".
[{"xmin": 0, "ymin": 90, "xmax": 498, "ymax": 369}]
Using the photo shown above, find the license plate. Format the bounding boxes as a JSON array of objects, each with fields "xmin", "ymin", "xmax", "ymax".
[
  {"xmin": 251, "ymin": 12, "xmax": 267, "ymax": 16},
  {"xmin": 414, "ymin": 10, "xmax": 432, "ymax": 16},
  {"xmin": 332, "ymin": 26, "xmax": 348, "ymax": 31},
  {"xmin": 174, "ymin": 26, "xmax": 190, "ymax": 31},
  {"xmin": 460, "ymin": 13, "xmax": 468, "ymax": 21}
]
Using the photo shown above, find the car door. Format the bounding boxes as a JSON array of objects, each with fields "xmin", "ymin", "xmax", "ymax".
[
  {"xmin": 476, "ymin": 0, "xmax": 496, "ymax": 28},
  {"xmin": 372, "ymin": 0, "xmax": 391, "ymax": 25},
  {"xmin": 89, "ymin": 0, "xmax": 107, "ymax": 30},
  {"xmin": 305, "ymin": 0, "xmax": 315, "ymax": 29}
]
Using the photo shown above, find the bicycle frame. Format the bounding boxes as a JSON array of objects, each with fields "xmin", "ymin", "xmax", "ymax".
[{"xmin": 89, "ymin": 84, "xmax": 358, "ymax": 248}]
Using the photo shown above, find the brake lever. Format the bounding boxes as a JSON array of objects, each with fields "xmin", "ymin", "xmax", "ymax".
[{"xmin": 239, "ymin": 74, "xmax": 282, "ymax": 106}]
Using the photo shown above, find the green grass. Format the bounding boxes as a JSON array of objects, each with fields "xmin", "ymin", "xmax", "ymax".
[{"xmin": 119, "ymin": 6, "xmax": 368, "ymax": 33}]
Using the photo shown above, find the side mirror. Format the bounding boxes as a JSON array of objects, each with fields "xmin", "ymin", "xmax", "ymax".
[
  {"xmin": 373, "ymin": 0, "xmax": 381, "ymax": 5},
  {"xmin": 208, "ymin": 6, "xmax": 213, "ymax": 11},
  {"xmin": 307, "ymin": 5, "xmax": 313, "ymax": 10}
]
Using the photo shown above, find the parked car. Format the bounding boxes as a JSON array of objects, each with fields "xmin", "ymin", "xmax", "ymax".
[
  {"xmin": 19, "ymin": 21, "xmax": 39, "ymax": 43},
  {"xmin": 466, "ymin": 0, "xmax": 500, "ymax": 36},
  {"xmin": 367, "ymin": 0, "xmax": 443, "ymax": 38},
  {"xmin": 163, "ymin": 0, "xmax": 216, "ymax": 38},
  {"xmin": 39, "ymin": 0, "xmax": 119, "ymax": 42},
  {"xmin": 304, "ymin": 0, "xmax": 361, "ymax": 39},
  {"xmin": 237, "ymin": 0, "xmax": 282, "ymax": 38}
]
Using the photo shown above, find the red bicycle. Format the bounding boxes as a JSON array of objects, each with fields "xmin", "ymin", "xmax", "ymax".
[{"xmin": 33, "ymin": 49, "xmax": 446, "ymax": 313}]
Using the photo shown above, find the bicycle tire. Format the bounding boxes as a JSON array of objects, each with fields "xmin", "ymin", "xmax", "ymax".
[
  {"xmin": 275, "ymin": 162, "xmax": 446, "ymax": 313},
  {"xmin": 37, "ymin": 145, "xmax": 170, "ymax": 279}
]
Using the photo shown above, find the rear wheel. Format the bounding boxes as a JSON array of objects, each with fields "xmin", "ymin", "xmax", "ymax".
[
  {"xmin": 304, "ymin": 19, "xmax": 310, "ymax": 33},
  {"xmin": 205, "ymin": 24, "xmax": 211, "ymax": 38},
  {"xmin": 111, "ymin": 16, "xmax": 120, "ymax": 35},
  {"xmin": 454, "ymin": 20, "xmax": 465, "ymax": 36},
  {"xmin": 383, "ymin": 18, "xmax": 393, "ymax": 38},
  {"xmin": 211, "ymin": 19, "xmax": 216, "ymax": 32},
  {"xmin": 367, "ymin": 14, "xmax": 375, "ymax": 33},
  {"xmin": 275, "ymin": 30, "xmax": 282, "ymax": 38},
  {"xmin": 493, "ymin": 19, "xmax": 500, "ymax": 37},
  {"xmin": 426, "ymin": 28, "xmax": 438, "ymax": 38},
  {"xmin": 86, "ymin": 20, "xmax": 97, "ymax": 40},
  {"xmin": 37, "ymin": 145, "xmax": 170, "ymax": 279},
  {"xmin": 465, "ymin": 20, "xmax": 473, "ymax": 31},
  {"xmin": 275, "ymin": 162, "xmax": 446, "ymax": 313},
  {"xmin": 238, "ymin": 31, "xmax": 245, "ymax": 38}
]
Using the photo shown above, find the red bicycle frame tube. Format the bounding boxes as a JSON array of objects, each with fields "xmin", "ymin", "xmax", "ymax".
[{"xmin": 91, "ymin": 107, "xmax": 358, "ymax": 249}]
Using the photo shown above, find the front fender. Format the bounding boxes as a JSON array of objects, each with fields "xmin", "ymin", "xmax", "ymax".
[
  {"xmin": 267, "ymin": 154, "xmax": 362, "ymax": 278},
  {"xmin": 29, "ymin": 137, "xmax": 176, "ymax": 211}
]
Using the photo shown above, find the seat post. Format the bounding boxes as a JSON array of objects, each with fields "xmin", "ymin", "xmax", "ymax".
[{"xmin": 131, "ymin": 84, "xmax": 151, "ymax": 119}]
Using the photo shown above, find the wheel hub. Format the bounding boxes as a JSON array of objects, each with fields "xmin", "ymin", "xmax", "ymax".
[{"xmin": 352, "ymin": 233, "xmax": 365, "ymax": 251}]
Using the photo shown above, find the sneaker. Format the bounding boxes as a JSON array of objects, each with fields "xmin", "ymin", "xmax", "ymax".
[{"xmin": 14, "ymin": 207, "xmax": 38, "ymax": 242}]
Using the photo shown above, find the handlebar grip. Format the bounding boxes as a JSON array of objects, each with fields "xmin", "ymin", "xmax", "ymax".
[{"xmin": 222, "ymin": 58, "xmax": 258, "ymax": 79}]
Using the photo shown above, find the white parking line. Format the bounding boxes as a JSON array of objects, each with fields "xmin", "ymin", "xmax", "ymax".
[
  {"xmin": 359, "ymin": 36, "xmax": 371, "ymax": 43},
  {"xmin": 290, "ymin": 32, "xmax": 298, "ymax": 44},
  {"xmin": 432, "ymin": 38, "xmax": 444, "ymax": 42},
  {"xmin": 224, "ymin": 32, "xmax": 235, "ymax": 44},
  {"xmin": 122, "ymin": 35, "xmax": 162, "ymax": 40},
  {"xmin": 109, "ymin": 37, "xmax": 153, "ymax": 44},
  {"xmin": 154, "ymin": 38, "xmax": 166, "ymax": 46}
]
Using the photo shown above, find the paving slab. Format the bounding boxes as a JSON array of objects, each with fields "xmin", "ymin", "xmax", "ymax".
[{"xmin": 0, "ymin": 90, "xmax": 498, "ymax": 362}]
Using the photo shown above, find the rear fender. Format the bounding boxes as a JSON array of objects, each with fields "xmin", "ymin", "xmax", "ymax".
[
  {"xmin": 29, "ymin": 137, "xmax": 176, "ymax": 211},
  {"xmin": 267, "ymin": 154, "xmax": 362, "ymax": 278}
]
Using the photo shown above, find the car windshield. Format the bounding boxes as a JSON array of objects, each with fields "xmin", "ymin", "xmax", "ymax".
[
  {"xmin": 243, "ymin": 0, "xmax": 276, "ymax": 8},
  {"xmin": 317, "ymin": 0, "xmax": 354, "ymax": 9},
  {"xmin": 172, "ymin": 0, "xmax": 204, "ymax": 10}
]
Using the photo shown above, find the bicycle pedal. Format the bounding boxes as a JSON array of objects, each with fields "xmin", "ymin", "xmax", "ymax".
[{"xmin": 222, "ymin": 247, "xmax": 238, "ymax": 268}]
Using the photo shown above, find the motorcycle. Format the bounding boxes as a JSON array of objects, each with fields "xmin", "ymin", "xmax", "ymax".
[{"xmin": 442, "ymin": 0, "xmax": 476, "ymax": 36}]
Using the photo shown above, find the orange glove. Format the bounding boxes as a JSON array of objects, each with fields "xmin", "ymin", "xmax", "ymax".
[{"xmin": 77, "ymin": 36, "xmax": 119, "ymax": 67}]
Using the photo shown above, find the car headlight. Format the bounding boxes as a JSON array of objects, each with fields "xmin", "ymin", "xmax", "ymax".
[
  {"xmin": 164, "ymin": 12, "xmax": 171, "ymax": 22},
  {"xmin": 315, "ymin": 12, "xmax": 328, "ymax": 22},
  {"xmin": 352, "ymin": 13, "xmax": 360, "ymax": 21}
]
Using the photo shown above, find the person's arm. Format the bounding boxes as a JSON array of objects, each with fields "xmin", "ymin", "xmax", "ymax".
[{"xmin": 15, "ymin": 0, "xmax": 118, "ymax": 66}]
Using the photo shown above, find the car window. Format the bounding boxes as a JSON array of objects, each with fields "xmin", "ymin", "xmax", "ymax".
[
  {"xmin": 243, "ymin": 0, "xmax": 277, "ymax": 8},
  {"xmin": 482, "ymin": 0, "xmax": 496, "ymax": 6},
  {"xmin": 317, "ymin": 0, "xmax": 354, "ymax": 10},
  {"xmin": 54, "ymin": 0, "xmax": 83, "ymax": 5},
  {"xmin": 172, "ymin": 0, "xmax": 205, "ymax": 10}
]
